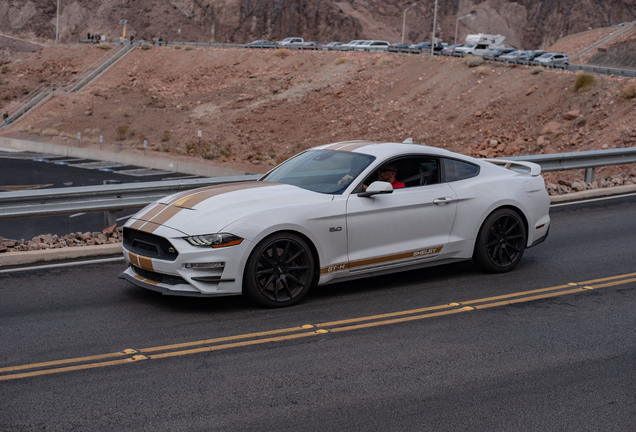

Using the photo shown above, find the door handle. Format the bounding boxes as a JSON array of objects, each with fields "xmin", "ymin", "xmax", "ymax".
[{"xmin": 433, "ymin": 197, "xmax": 453, "ymax": 205}]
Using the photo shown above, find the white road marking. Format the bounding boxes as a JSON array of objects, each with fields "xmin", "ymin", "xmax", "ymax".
[
  {"xmin": 551, "ymin": 191, "xmax": 636, "ymax": 207},
  {"xmin": 0, "ymin": 257, "xmax": 125, "ymax": 274}
]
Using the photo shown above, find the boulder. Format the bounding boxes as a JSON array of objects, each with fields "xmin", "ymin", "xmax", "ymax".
[{"xmin": 563, "ymin": 110, "xmax": 580, "ymax": 120}]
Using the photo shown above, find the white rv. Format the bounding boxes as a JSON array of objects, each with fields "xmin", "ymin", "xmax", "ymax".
[{"xmin": 464, "ymin": 34, "xmax": 506, "ymax": 56}]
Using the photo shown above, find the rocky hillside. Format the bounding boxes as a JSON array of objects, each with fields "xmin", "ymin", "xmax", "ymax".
[{"xmin": 2, "ymin": 0, "xmax": 635, "ymax": 51}]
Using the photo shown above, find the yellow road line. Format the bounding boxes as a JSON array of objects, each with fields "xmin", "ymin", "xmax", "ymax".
[
  {"xmin": 0, "ymin": 358, "xmax": 133, "ymax": 381},
  {"xmin": 138, "ymin": 325, "xmax": 311, "ymax": 354},
  {"xmin": 2, "ymin": 272, "xmax": 635, "ymax": 381},
  {"xmin": 0, "ymin": 351, "xmax": 127, "ymax": 374}
]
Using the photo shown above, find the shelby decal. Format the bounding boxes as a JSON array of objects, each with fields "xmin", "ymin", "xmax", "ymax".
[{"xmin": 413, "ymin": 247, "xmax": 443, "ymax": 257}]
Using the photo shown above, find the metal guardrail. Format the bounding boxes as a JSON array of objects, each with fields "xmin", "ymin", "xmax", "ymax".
[
  {"xmin": 0, "ymin": 175, "xmax": 260, "ymax": 223},
  {"xmin": 1, "ymin": 44, "xmax": 133, "ymax": 129},
  {"xmin": 71, "ymin": 38, "xmax": 636, "ymax": 77},
  {"xmin": 505, "ymin": 147, "xmax": 636, "ymax": 183},
  {"xmin": 2, "ymin": 148, "xmax": 636, "ymax": 221}
]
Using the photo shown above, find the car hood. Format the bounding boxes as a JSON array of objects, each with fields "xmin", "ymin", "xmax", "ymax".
[{"xmin": 127, "ymin": 181, "xmax": 334, "ymax": 236}]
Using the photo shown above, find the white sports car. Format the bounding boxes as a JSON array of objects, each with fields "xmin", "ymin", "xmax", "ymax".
[{"xmin": 119, "ymin": 141, "xmax": 550, "ymax": 307}]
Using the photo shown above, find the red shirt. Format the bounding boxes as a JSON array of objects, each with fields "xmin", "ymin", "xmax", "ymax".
[{"xmin": 392, "ymin": 180, "xmax": 405, "ymax": 189}]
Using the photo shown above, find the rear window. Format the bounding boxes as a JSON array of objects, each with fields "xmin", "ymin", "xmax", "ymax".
[{"xmin": 443, "ymin": 159, "xmax": 479, "ymax": 182}]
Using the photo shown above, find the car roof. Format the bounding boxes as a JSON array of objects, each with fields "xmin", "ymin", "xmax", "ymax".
[{"xmin": 311, "ymin": 141, "xmax": 464, "ymax": 160}]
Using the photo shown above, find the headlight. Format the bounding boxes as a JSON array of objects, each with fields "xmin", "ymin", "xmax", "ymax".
[{"xmin": 184, "ymin": 233, "xmax": 243, "ymax": 248}]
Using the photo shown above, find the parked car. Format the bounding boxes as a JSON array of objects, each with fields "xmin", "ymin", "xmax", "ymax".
[
  {"xmin": 498, "ymin": 50, "xmax": 528, "ymax": 61},
  {"xmin": 454, "ymin": 44, "xmax": 476, "ymax": 56},
  {"xmin": 245, "ymin": 40, "xmax": 277, "ymax": 48},
  {"xmin": 322, "ymin": 42, "xmax": 345, "ymax": 51},
  {"xmin": 302, "ymin": 41, "xmax": 324, "ymax": 49},
  {"xmin": 533, "ymin": 52, "xmax": 569, "ymax": 66},
  {"xmin": 410, "ymin": 42, "xmax": 444, "ymax": 53},
  {"xmin": 120, "ymin": 141, "xmax": 550, "ymax": 308},
  {"xmin": 277, "ymin": 37, "xmax": 304, "ymax": 46},
  {"xmin": 441, "ymin": 44, "xmax": 464, "ymax": 54},
  {"xmin": 245, "ymin": 39, "xmax": 278, "ymax": 48},
  {"xmin": 341, "ymin": 40, "xmax": 367, "ymax": 51},
  {"xmin": 482, "ymin": 48, "xmax": 515, "ymax": 60},
  {"xmin": 518, "ymin": 50, "xmax": 546, "ymax": 62},
  {"xmin": 355, "ymin": 40, "xmax": 390, "ymax": 51},
  {"xmin": 388, "ymin": 43, "xmax": 411, "ymax": 52}
]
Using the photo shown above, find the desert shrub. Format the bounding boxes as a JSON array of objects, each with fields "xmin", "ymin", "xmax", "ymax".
[
  {"xmin": 1, "ymin": 65, "xmax": 9, "ymax": 74},
  {"xmin": 116, "ymin": 125, "xmax": 130, "ymax": 141},
  {"xmin": 335, "ymin": 56, "xmax": 347, "ymax": 65},
  {"xmin": 375, "ymin": 56, "xmax": 394, "ymax": 69},
  {"xmin": 173, "ymin": 44, "xmax": 182, "ymax": 49},
  {"xmin": 572, "ymin": 72, "xmax": 597, "ymax": 92},
  {"xmin": 42, "ymin": 128, "xmax": 59, "ymax": 136},
  {"xmin": 622, "ymin": 82, "xmax": 636, "ymax": 99},
  {"xmin": 160, "ymin": 130, "xmax": 172, "ymax": 142},
  {"xmin": 185, "ymin": 141, "xmax": 212, "ymax": 157},
  {"xmin": 140, "ymin": 42, "xmax": 152, "ymax": 50},
  {"xmin": 531, "ymin": 66, "xmax": 544, "ymax": 74},
  {"xmin": 97, "ymin": 42, "xmax": 112, "ymax": 50},
  {"xmin": 274, "ymin": 48, "xmax": 291, "ymax": 58},
  {"xmin": 472, "ymin": 65, "xmax": 490, "ymax": 76},
  {"xmin": 184, "ymin": 45, "xmax": 194, "ymax": 51},
  {"xmin": 463, "ymin": 55, "xmax": 484, "ymax": 67}
]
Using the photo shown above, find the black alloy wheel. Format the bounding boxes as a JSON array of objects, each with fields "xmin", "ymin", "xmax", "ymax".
[
  {"xmin": 244, "ymin": 233, "xmax": 315, "ymax": 307},
  {"xmin": 473, "ymin": 208, "xmax": 527, "ymax": 273}
]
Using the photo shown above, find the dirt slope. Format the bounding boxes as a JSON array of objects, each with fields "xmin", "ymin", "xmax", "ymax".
[{"xmin": 2, "ymin": 43, "xmax": 635, "ymax": 187}]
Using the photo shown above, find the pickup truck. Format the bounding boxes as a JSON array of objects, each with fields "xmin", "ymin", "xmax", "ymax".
[{"xmin": 277, "ymin": 37, "xmax": 304, "ymax": 46}]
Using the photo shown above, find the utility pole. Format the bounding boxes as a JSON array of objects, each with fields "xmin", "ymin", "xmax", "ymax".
[
  {"xmin": 402, "ymin": 3, "xmax": 416, "ymax": 44},
  {"xmin": 55, "ymin": 0, "xmax": 60, "ymax": 44},
  {"xmin": 430, "ymin": 0, "xmax": 438, "ymax": 59}
]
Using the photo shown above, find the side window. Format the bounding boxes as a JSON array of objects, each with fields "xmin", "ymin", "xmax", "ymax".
[
  {"xmin": 359, "ymin": 157, "xmax": 440, "ymax": 190},
  {"xmin": 443, "ymin": 158, "xmax": 479, "ymax": 182}
]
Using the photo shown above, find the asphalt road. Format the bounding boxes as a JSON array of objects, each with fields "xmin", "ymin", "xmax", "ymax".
[
  {"xmin": 0, "ymin": 149, "xmax": 199, "ymax": 240},
  {"xmin": 1, "ymin": 196, "xmax": 635, "ymax": 431}
]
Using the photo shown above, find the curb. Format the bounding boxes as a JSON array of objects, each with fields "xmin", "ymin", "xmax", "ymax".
[
  {"xmin": 0, "ymin": 243, "xmax": 122, "ymax": 267},
  {"xmin": 550, "ymin": 183, "xmax": 636, "ymax": 203}
]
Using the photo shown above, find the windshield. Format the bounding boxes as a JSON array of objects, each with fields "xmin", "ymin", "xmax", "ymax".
[
  {"xmin": 535, "ymin": 53, "xmax": 551, "ymax": 59},
  {"xmin": 260, "ymin": 150, "xmax": 376, "ymax": 194}
]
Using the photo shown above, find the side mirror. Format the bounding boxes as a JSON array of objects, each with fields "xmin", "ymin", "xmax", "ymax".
[{"xmin": 358, "ymin": 181, "xmax": 394, "ymax": 197}]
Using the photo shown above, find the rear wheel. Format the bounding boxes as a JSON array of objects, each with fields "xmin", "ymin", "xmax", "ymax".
[
  {"xmin": 473, "ymin": 208, "xmax": 527, "ymax": 273},
  {"xmin": 243, "ymin": 233, "xmax": 315, "ymax": 308}
]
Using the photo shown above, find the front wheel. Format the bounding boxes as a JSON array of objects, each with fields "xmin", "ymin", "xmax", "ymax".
[
  {"xmin": 473, "ymin": 209, "xmax": 527, "ymax": 273},
  {"xmin": 243, "ymin": 233, "xmax": 315, "ymax": 308}
]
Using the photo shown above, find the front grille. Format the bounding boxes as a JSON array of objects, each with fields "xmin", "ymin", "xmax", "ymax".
[
  {"xmin": 131, "ymin": 266, "xmax": 187, "ymax": 286},
  {"xmin": 123, "ymin": 228, "xmax": 179, "ymax": 261}
]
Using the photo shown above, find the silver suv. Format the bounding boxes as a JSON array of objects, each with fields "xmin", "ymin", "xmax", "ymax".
[{"xmin": 533, "ymin": 52, "xmax": 569, "ymax": 66}]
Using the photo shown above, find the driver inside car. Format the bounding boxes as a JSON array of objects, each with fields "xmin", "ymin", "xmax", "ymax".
[{"xmin": 362, "ymin": 163, "xmax": 405, "ymax": 191}]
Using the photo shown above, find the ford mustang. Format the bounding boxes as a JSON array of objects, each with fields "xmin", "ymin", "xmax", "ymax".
[{"xmin": 119, "ymin": 141, "xmax": 550, "ymax": 307}]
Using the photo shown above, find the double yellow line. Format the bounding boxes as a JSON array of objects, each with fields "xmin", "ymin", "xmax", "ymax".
[{"xmin": 2, "ymin": 271, "xmax": 635, "ymax": 381}]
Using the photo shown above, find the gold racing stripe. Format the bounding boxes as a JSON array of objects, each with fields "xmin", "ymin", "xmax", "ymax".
[
  {"xmin": 128, "ymin": 251, "xmax": 155, "ymax": 272},
  {"xmin": 322, "ymin": 141, "xmax": 377, "ymax": 152},
  {"xmin": 320, "ymin": 246, "xmax": 444, "ymax": 275},
  {"xmin": 175, "ymin": 182, "xmax": 276, "ymax": 209},
  {"xmin": 133, "ymin": 274, "xmax": 159, "ymax": 286},
  {"xmin": 128, "ymin": 182, "xmax": 281, "ymax": 233}
]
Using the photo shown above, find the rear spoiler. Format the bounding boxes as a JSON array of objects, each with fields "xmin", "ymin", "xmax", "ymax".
[{"xmin": 484, "ymin": 159, "xmax": 542, "ymax": 176}]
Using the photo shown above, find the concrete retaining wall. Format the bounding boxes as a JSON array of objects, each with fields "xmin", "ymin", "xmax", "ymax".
[{"xmin": 0, "ymin": 136, "xmax": 247, "ymax": 178}]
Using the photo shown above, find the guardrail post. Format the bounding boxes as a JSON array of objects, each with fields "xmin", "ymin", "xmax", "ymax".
[
  {"xmin": 104, "ymin": 210, "xmax": 117, "ymax": 227},
  {"xmin": 584, "ymin": 167, "xmax": 595, "ymax": 184}
]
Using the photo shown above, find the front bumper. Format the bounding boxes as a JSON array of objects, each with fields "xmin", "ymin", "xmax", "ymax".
[{"xmin": 120, "ymin": 226, "xmax": 252, "ymax": 296}]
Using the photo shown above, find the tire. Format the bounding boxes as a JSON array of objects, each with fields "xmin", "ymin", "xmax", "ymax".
[
  {"xmin": 472, "ymin": 208, "xmax": 527, "ymax": 273},
  {"xmin": 243, "ymin": 233, "xmax": 315, "ymax": 308}
]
